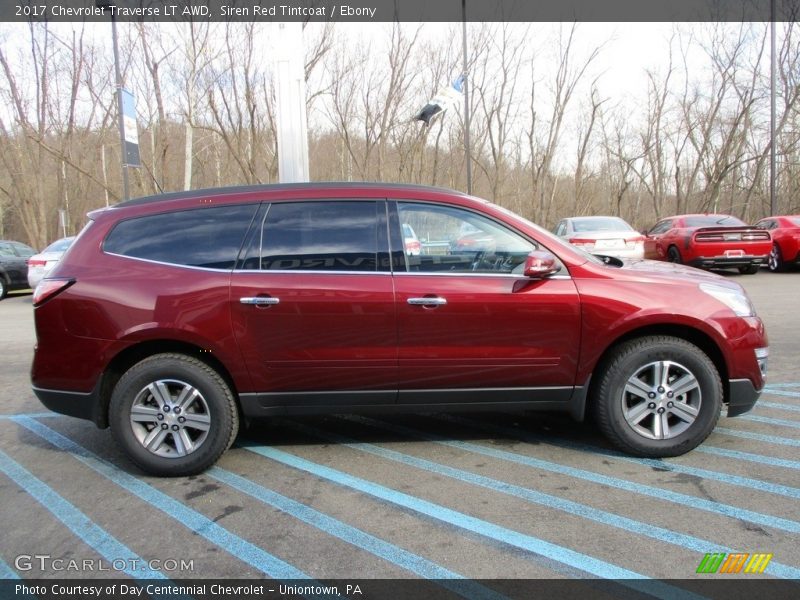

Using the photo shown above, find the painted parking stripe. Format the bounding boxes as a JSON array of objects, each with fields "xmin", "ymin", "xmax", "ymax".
[
  {"xmin": 764, "ymin": 383, "xmax": 800, "ymax": 389},
  {"xmin": 281, "ymin": 418, "xmax": 800, "ymax": 580},
  {"xmin": 697, "ymin": 446, "xmax": 800, "ymax": 470},
  {"xmin": 0, "ymin": 449, "xmax": 166, "ymax": 580},
  {"xmin": 209, "ymin": 468, "xmax": 507, "ymax": 600},
  {"xmin": 758, "ymin": 401, "xmax": 800, "ymax": 413},
  {"xmin": 437, "ymin": 414, "xmax": 800, "ymax": 502},
  {"xmin": 12, "ymin": 417, "xmax": 331, "ymax": 592},
  {"xmin": 0, "ymin": 558, "xmax": 19, "ymax": 579},
  {"xmin": 742, "ymin": 414, "xmax": 800, "ymax": 429},
  {"xmin": 241, "ymin": 444, "xmax": 709, "ymax": 600},
  {"xmin": 763, "ymin": 389, "xmax": 800, "ymax": 398},
  {"xmin": 0, "ymin": 412, "xmax": 61, "ymax": 420},
  {"xmin": 348, "ymin": 417, "xmax": 800, "ymax": 516},
  {"xmin": 715, "ymin": 427, "xmax": 800, "ymax": 447}
]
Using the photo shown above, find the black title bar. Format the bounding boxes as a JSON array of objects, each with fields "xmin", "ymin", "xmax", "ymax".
[{"xmin": 4, "ymin": 0, "xmax": 798, "ymax": 23}]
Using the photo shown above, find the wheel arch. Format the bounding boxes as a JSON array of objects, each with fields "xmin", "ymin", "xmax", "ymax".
[
  {"xmin": 96, "ymin": 339, "xmax": 240, "ymax": 429},
  {"xmin": 583, "ymin": 323, "xmax": 730, "ymax": 421}
]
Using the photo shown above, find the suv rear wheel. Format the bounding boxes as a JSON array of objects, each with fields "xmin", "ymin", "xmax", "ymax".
[
  {"xmin": 109, "ymin": 353, "xmax": 239, "ymax": 476},
  {"xmin": 594, "ymin": 336, "xmax": 721, "ymax": 457}
]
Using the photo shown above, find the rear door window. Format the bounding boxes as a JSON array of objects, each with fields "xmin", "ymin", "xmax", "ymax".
[{"xmin": 256, "ymin": 201, "xmax": 383, "ymax": 272}]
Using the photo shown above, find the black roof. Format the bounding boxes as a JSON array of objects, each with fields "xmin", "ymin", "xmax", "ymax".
[{"xmin": 114, "ymin": 182, "xmax": 469, "ymax": 208}]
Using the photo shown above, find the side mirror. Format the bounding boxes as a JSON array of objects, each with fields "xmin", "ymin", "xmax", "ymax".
[{"xmin": 523, "ymin": 251, "xmax": 560, "ymax": 278}]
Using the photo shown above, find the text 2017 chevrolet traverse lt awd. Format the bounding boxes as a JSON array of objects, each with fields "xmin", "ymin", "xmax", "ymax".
[{"xmin": 31, "ymin": 184, "xmax": 768, "ymax": 476}]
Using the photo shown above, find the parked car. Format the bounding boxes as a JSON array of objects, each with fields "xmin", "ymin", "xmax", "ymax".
[
  {"xmin": 0, "ymin": 239, "xmax": 36, "ymax": 300},
  {"xmin": 644, "ymin": 214, "xmax": 771, "ymax": 274},
  {"xmin": 27, "ymin": 236, "xmax": 75, "ymax": 289},
  {"xmin": 32, "ymin": 184, "xmax": 768, "ymax": 476},
  {"xmin": 402, "ymin": 223, "xmax": 421, "ymax": 256},
  {"xmin": 753, "ymin": 215, "xmax": 800, "ymax": 272},
  {"xmin": 554, "ymin": 216, "xmax": 645, "ymax": 259}
]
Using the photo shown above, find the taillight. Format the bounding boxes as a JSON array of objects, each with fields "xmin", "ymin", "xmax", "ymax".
[
  {"xmin": 27, "ymin": 258, "xmax": 47, "ymax": 267},
  {"xmin": 626, "ymin": 235, "xmax": 645, "ymax": 248},
  {"xmin": 32, "ymin": 278, "xmax": 74, "ymax": 306},
  {"xmin": 405, "ymin": 240, "xmax": 421, "ymax": 252}
]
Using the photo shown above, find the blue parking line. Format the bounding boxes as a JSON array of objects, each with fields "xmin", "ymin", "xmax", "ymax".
[
  {"xmin": 348, "ymin": 417, "xmax": 800, "ymax": 516},
  {"xmin": 742, "ymin": 414, "xmax": 800, "ymax": 429},
  {"xmin": 763, "ymin": 389, "xmax": 800, "ymax": 398},
  {"xmin": 697, "ymin": 446, "xmax": 800, "ymax": 470},
  {"xmin": 209, "ymin": 468, "xmax": 507, "ymax": 600},
  {"xmin": 758, "ymin": 401, "xmax": 800, "ymax": 413},
  {"xmin": 0, "ymin": 412, "xmax": 61, "ymax": 420},
  {"xmin": 241, "ymin": 444, "xmax": 707, "ymax": 600},
  {"xmin": 436, "ymin": 415, "xmax": 800, "ymax": 502},
  {"xmin": 0, "ymin": 449, "xmax": 166, "ymax": 580},
  {"xmin": 280, "ymin": 418, "xmax": 800, "ymax": 580},
  {"xmin": 0, "ymin": 558, "xmax": 19, "ymax": 579},
  {"xmin": 12, "ymin": 417, "xmax": 332, "ymax": 593},
  {"xmin": 715, "ymin": 427, "xmax": 800, "ymax": 447}
]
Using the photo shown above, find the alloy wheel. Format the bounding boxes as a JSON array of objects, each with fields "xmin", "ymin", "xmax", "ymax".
[{"xmin": 620, "ymin": 360, "xmax": 701, "ymax": 440}]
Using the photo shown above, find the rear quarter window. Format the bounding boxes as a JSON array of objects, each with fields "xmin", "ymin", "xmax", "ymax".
[{"xmin": 104, "ymin": 204, "xmax": 258, "ymax": 269}]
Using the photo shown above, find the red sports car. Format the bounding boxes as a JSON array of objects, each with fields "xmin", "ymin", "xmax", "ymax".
[
  {"xmin": 753, "ymin": 215, "xmax": 800, "ymax": 272},
  {"xmin": 644, "ymin": 214, "xmax": 771, "ymax": 274}
]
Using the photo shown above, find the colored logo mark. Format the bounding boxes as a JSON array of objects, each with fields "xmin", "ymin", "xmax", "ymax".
[{"xmin": 696, "ymin": 553, "xmax": 773, "ymax": 574}]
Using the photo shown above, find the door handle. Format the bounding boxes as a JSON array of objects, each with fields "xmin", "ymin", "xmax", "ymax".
[
  {"xmin": 240, "ymin": 296, "xmax": 280, "ymax": 306},
  {"xmin": 407, "ymin": 297, "xmax": 447, "ymax": 307}
]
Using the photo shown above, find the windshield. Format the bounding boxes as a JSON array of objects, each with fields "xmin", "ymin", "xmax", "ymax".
[
  {"xmin": 684, "ymin": 215, "xmax": 746, "ymax": 227},
  {"xmin": 44, "ymin": 237, "xmax": 75, "ymax": 253},
  {"xmin": 572, "ymin": 217, "xmax": 634, "ymax": 232}
]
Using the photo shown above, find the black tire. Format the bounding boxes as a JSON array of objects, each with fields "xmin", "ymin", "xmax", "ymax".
[
  {"xmin": 0, "ymin": 276, "xmax": 7, "ymax": 300},
  {"xmin": 594, "ymin": 336, "xmax": 721, "ymax": 457},
  {"xmin": 768, "ymin": 243, "xmax": 785, "ymax": 272},
  {"xmin": 109, "ymin": 353, "xmax": 239, "ymax": 476},
  {"xmin": 667, "ymin": 246, "xmax": 682, "ymax": 264},
  {"xmin": 738, "ymin": 264, "xmax": 760, "ymax": 275}
]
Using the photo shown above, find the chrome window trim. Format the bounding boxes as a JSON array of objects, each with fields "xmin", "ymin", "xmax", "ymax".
[{"xmin": 104, "ymin": 253, "xmax": 573, "ymax": 279}]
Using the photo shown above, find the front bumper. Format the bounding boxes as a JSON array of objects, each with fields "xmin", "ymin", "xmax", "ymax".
[{"xmin": 727, "ymin": 378, "xmax": 763, "ymax": 417}]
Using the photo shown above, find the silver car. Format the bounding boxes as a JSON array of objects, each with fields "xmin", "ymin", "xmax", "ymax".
[
  {"xmin": 554, "ymin": 216, "xmax": 645, "ymax": 259},
  {"xmin": 27, "ymin": 236, "xmax": 74, "ymax": 289}
]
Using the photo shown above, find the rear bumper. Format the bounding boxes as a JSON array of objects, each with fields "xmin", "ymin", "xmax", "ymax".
[
  {"xmin": 726, "ymin": 378, "xmax": 762, "ymax": 417},
  {"xmin": 688, "ymin": 255, "xmax": 766, "ymax": 269},
  {"xmin": 33, "ymin": 381, "xmax": 108, "ymax": 428}
]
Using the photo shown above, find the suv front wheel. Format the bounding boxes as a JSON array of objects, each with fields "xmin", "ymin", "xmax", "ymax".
[
  {"xmin": 109, "ymin": 353, "xmax": 239, "ymax": 476},
  {"xmin": 594, "ymin": 336, "xmax": 722, "ymax": 457}
]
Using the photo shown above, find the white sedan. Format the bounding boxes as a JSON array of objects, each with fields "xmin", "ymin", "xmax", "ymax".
[
  {"xmin": 27, "ymin": 236, "xmax": 74, "ymax": 289},
  {"xmin": 554, "ymin": 216, "xmax": 645, "ymax": 259}
]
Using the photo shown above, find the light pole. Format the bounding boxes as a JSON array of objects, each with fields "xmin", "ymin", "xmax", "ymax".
[
  {"xmin": 770, "ymin": 0, "xmax": 777, "ymax": 216},
  {"xmin": 97, "ymin": 0, "xmax": 130, "ymax": 200},
  {"xmin": 462, "ymin": 0, "xmax": 472, "ymax": 195}
]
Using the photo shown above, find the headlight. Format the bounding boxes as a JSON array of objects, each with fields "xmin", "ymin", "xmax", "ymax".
[{"xmin": 699, "ymin": 283, "xmax": 756, "ymax": 317}]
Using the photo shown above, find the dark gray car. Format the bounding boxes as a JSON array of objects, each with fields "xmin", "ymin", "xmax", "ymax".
[{"xmin": 0, "ymin": 240, "xmax": 36, "ymax": 299}]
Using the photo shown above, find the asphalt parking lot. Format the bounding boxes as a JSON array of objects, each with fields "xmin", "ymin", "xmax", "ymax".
[{"xmin": 1, "ymin": 270, "xmax": 798, "ymax": 597}]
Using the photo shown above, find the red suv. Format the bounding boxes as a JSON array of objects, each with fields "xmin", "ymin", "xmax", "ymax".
[{"xmin": 31, "ymin": 184, "xmax": 768, "ymax": 476}]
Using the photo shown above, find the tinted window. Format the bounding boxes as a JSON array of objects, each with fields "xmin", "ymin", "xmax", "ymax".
[
  {"xmin": 0, "ymin": 243, "xmax": 14, "ymax": 257},
  {"xmin": 104, "ymin": 204, "xmax": 258, "ymax": 269},
  {"xmin": 649, "ymin": 220, "xmax": 673, "ymax": 235},
  {"xmin": 259, "ymin": 201, "xmax": 379, "ymax": 272},
  {"xmin": 12, "ymin": 243, "xmax": 35, "ymax": 257},
  {"xmin": 397, "ymin": 202, "xmax": 534, "ymax": 274},
  {"xmin": 684, "ymin": 215, "xmax": 746, "ymax": 227}
]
